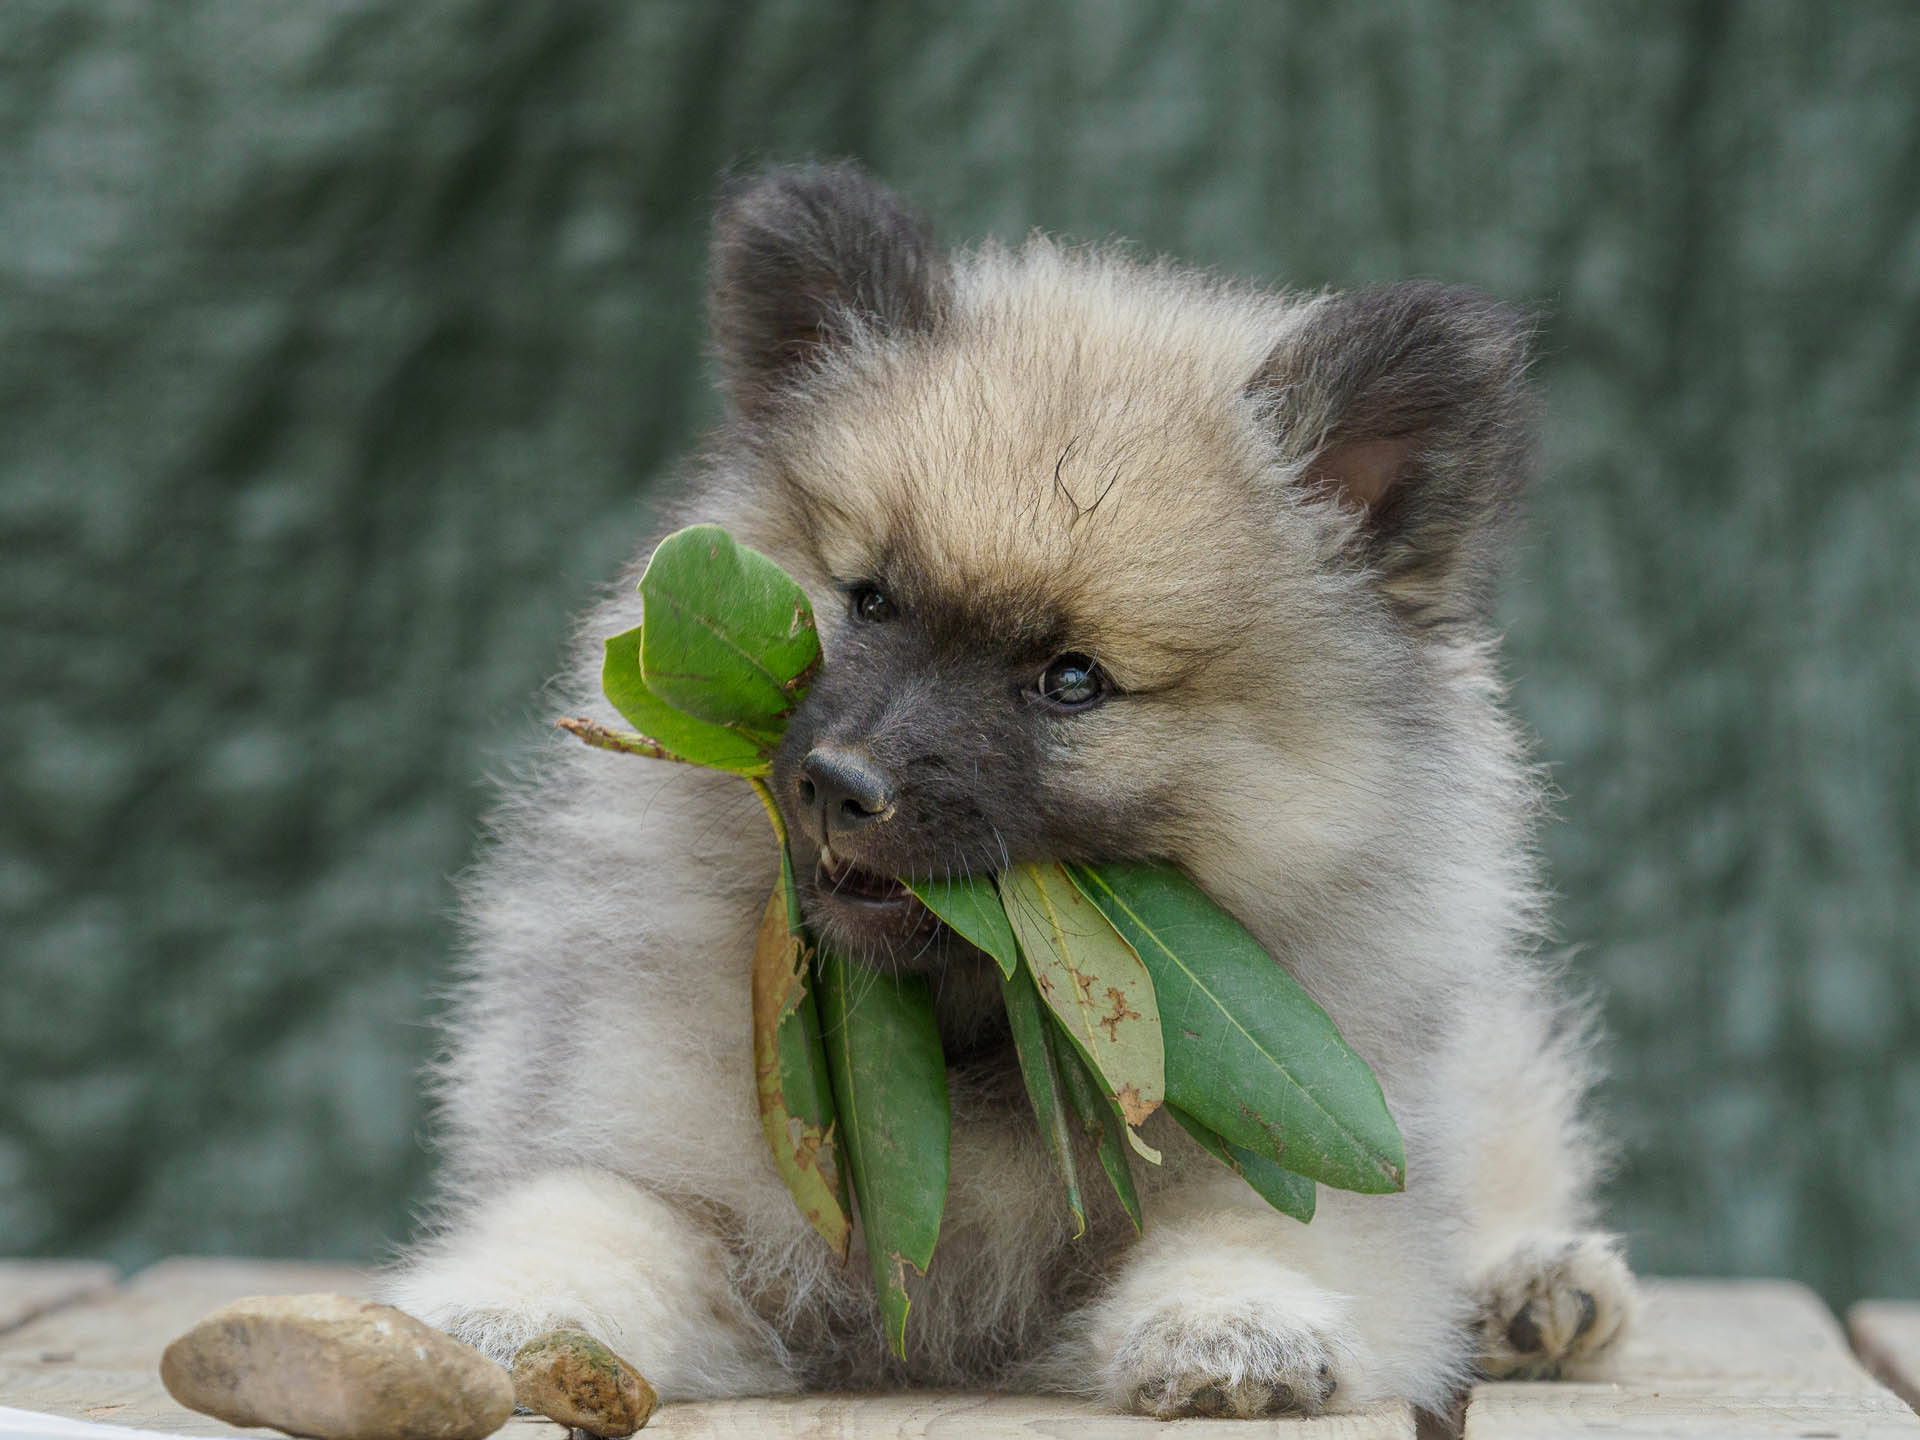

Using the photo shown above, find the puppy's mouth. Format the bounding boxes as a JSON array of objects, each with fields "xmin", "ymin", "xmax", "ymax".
[
  {"xmin": 815, "ymin": 845, "xmax": 914, "ymax": 906},
  {"xmin": 801, "ymin": 844, "xmax": 945, "ymax": 963}
]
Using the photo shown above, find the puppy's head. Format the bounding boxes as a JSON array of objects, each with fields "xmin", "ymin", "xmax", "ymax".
[{"xmin": 704, "ymin": 165, "xmax": 1535, "ymax": 965}]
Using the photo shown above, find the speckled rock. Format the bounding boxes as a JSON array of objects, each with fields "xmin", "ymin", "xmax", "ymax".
[
  {"xmin": 159, "ymin": 1292, "xmax": 514, "ymax": 1440},
  {"xmin": 510, "ymin": 1330, "xmax": 658, "ymax": 1436}
]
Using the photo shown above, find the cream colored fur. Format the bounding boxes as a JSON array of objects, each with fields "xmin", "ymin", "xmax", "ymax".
[{"xmin": 383, "ymin": 228, "xmax": 1632, "ymax": 1418}]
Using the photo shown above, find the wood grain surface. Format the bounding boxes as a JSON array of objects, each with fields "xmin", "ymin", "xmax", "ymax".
[
  {"xmin": 0, "ymin": 1260, "xmax": 1413, "ymax": 1437},
  {"xmin": 0, "ymin": 1265, "xmax": 120, "ymax": 1338},
  {"xmin": 641, "ymin": 1391, "xmax": 1413, "ymax": 1439},
  {"xmin": 1851, "ymin": 1302, "xmax": 1920, "ymax": 1414},
  {"xmin": 3, "ymin": 1264, "xmax": 1914, "ymax": 1438},
  {"xmin": 1464, "ymin": 1279, "xmax": 1920, "ymax": 1437}
]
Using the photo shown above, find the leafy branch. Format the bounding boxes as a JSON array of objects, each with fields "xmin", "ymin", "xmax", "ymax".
[{"xmin": 563, "ymin": 524, "xmax": 1405, "ymax": 1359}]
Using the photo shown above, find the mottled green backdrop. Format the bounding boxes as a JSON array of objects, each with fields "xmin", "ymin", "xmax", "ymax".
[{"xmin": 3, "ymin": 3, "xmax": 1915, "ymax": 1306}]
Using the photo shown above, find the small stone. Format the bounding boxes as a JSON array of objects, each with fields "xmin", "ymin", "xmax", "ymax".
[
  {"xmin": 160, "ymin": 1292, "xmax": 515, "ymax": 1440},
  {"xmin": 510, "ymin": 1330, "xmax": 658, "ymax": 1436}
]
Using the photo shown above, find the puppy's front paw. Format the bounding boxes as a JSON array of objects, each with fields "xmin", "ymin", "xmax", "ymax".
[
  {"xmin": 1106, "ymin": 1290, "xmax": 1356, "ymax": 1419},
  {"xmin": 1474, "ymin": 1231, "xmax": 1634, "ymax": 1379}
]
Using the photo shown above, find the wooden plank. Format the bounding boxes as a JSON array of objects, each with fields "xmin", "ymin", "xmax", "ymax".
[
  {"xmin": 1464, "ymin": 1279, "xmax": 1920, "ymax": 1437},
  {"xmin": 643, "ymin": 1392, "xmax": 1413, "ymax": 1439},
  {"xmin": 0, "ymin": 1411, "xmax": 565, "ymax": 1440},
  {"xmin": 1852, "ymin": 1302, "xmax": 1920, "ymax": 1413},
  {"xmin": 33, "ymin": 1262, "xmax": 1907, "ymax": 1438},
  {"xmin": 0, "ymin": 1257, "xmax": 1413, "ymax": 1438},
  {"xmin": 0, "ymin": 1259, "xmax": 369, "ymax": 1436},
  {"xmin": 0, "ymin": 1265, "xmax": 119, "ymax": 1336}
]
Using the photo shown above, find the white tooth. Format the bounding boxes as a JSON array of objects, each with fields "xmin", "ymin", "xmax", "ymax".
[{"xmin": 820, "ymin": 843, "xmax": 837, "ymax": 870}]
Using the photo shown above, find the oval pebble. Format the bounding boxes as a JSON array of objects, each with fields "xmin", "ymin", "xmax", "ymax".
[
  {"xmin": 510, "ymin": 1329, "xmax": 658, "ymax": 1436},
  {"xmin": 159, "ymin": 1292, "xmax": 515, "ymax": 1440}
]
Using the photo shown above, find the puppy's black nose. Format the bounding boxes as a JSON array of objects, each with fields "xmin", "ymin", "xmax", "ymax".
[{"xmin": 799, "ymin": 746, "xmax": 894, "ymax": 838}]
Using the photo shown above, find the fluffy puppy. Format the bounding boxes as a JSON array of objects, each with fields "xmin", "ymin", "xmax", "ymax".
[{"xmin": 383, "ymin": 164, "xmax": 1633, "ymax": 1420}]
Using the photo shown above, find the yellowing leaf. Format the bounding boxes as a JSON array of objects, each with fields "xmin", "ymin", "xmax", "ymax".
[
  {"xmin": 997, "ymin": 863, "xmax": 1163, "ymax": 1163},
  {"xmin": 1067, "ymin": 863, "xmax": 1405, "ymax": 1194},
  {"xmin": 750, "ymin": 851, "xmax": 850, "ymax": 1257}
]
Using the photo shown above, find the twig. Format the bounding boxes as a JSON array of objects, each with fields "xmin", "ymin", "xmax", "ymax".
[{"xmin": 555, "ymin": 716, "xmax": 693, "ymax": 764}]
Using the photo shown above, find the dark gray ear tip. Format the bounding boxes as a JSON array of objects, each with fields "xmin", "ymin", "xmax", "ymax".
[
  {"xmin": 1358, "ymin": 278, "xmax": 1527, "ymax": 322},
  {"xmin": 715, "ymin": 158, "xmax": 880, "ymax": 205},
  {"xmin": 1341, "ymin": 280, "xmax": 1537, "ymax": 370},
  {"xmin": 1269, "ymin": 279, "xmax": 1539, "ymax": 429},
  {"xmin": 713, "ymin": 161, "xmax": 935, "ymax": 249}
]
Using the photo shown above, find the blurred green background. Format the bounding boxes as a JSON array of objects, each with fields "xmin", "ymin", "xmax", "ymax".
[{"xmin": 3, "ymin": 3, "xmax": 1915, "ymax": 1308}]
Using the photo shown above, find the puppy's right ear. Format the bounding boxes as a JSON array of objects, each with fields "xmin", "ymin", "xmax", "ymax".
[
  {"xmin": 1250, "ymin": 282, "xmax": 1536, "ymax": 629},
  {"xmin": 709, "ymin": 164, "xmax": 951, "ymax": 416}
]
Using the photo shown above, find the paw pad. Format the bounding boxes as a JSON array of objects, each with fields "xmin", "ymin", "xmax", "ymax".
[
  {"xmin": 1113, "ymin": 1301, "xmax": 1353, "ymax": 1418},
  {"xmin": 1187, "ymin": 1382, "xmax": 1230, "ymax": 1417},
  {"xmin": 1476, "ymin": 1234, "xmax": 1632, "ymax": 1379}
]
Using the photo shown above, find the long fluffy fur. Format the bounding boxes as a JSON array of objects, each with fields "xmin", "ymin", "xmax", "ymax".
[{"xmin": 383, "ymin": 166, "xmax": 1629, "ymax": 1418}]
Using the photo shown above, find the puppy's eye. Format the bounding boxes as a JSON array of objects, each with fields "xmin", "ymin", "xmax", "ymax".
[
  {"xmin": 849, "ymin": 585, "xmax": 896, "ymax": 623},
  {"xmin": 1038, "ymin": 652, "xmax": 1105, "ymax": 709}
]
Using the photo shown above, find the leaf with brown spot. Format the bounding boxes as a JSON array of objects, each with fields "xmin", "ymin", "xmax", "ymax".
[
  {"xmin": 1067, "ymin": 862, "xmax": 1405, "ymax": 1195},
  {"xmin": 997, "ymin": 863, "xmax": 1164, "ymax": 1163},
  {"xmin": 751, "ymin": 848, "xmax": 850, "ymax": 1258}
]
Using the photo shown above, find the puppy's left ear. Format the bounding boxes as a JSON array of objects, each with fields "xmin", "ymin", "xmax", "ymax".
[
  {"xmin": 709, "ymin": 163, "xmax": 951, "ymax": 416},
  {"xmin": 1251, "ymin": 282, "xmax": 1536, "ymax": 628}
]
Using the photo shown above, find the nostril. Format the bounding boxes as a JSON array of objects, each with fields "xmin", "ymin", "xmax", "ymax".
[{"xmin": 800, "ymin": 745, "xmax": 894, "ymax": 837}]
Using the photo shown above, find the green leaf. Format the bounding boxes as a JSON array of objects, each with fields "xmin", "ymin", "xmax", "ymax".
[
  {"xmin": 999, "ymin": 962, "xmax": 1085, "ymax": 1237},
  {"xmin": 637, "ymin": 524, "xmax": 821, "ymax": 741},
  {"xmin": 816, "ymin": 946, "xmax": 950, "ymax": 1361},
  {"xmin": 1066, "ymin": 863, "xmax": 1405, "ymax": 1195},
  {"xmin": 905, "ymin": 874, "xmax": 1020, "ymax": 978},
  {"xmin": 1055, "ymin": 1023, "xmax": 1141, "ymax": 1232},
  {"xmin": 600, "ymin": 627, "xmax": 772, "ymax": 775},
  {"xmin": 750, "ymin": 849, "xmax": 851, "ymax": 1257},
  {"xmin": 1169, "ymin": 1104, "xmax": 1317, "ymax": 1223},
  {"xmin": 996, "ymin": 863, "xmax": 1164, "ymax": 1162}
]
